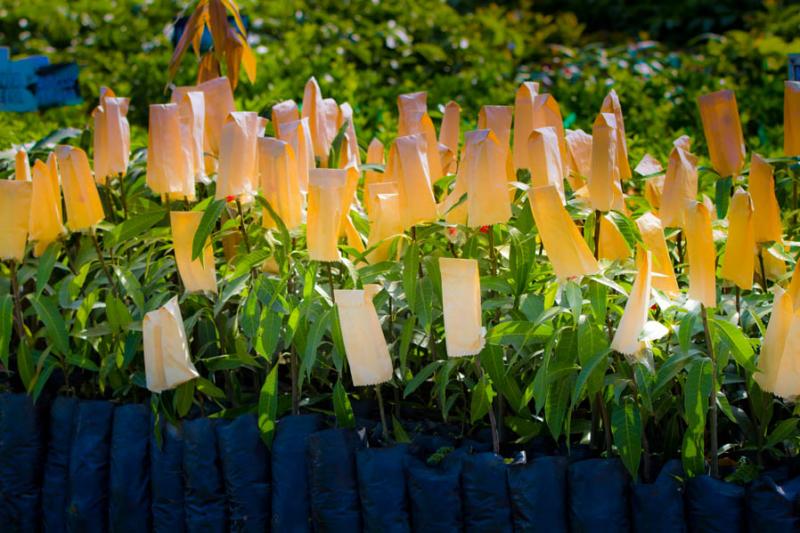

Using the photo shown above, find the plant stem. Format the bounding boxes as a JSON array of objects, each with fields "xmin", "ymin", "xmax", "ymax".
[
  {"xmin": 676, "ymin": 231, "xmax": 684, "ymax": 265},
  {"xmin": 758, "ymin": 246, "xmax": 768, "ymax": 291},
  {"xmin": 593, "ymin": 210, "xmax": 601, "ymax": 260},
  {"xmin": 90, "ymin": 229, "xmax": 119, "ymax": 298},
  {"xmin": 288, "ymin": 237, "xmax": 299, "ymax": 416},
  {"xmin": 735, "ymin": 286, "xmax": 741, "ymax": 317},
  {"xmin": 487, "ymin": 225, "xmax": 504, "ymax": 443},
  {"xmin": 475, "ymin": 356, "xmax": 500, "ymax": 454},
  {"xmin": 376, "ymin": 383, "xmax": 389, "ymax": 442},
  {"xmin": 326, "ymin": 262, "xmax": 336, "ymax": 304},
  {"xmin": 102, "ymin": 185, "xmax": 116, "ymax": 223},
  {"xmin": 8, "ymin": 261, "xmax": 25, "ymax": 340},
  {"xmin": 235, "ymin": 199, "xmax": 252, "ymax": 253},
  {"xmin": 701, "ymin": 304, "xmax": 719, "ymax": 478}
]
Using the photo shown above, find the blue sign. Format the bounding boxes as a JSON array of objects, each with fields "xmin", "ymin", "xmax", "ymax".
[{"xmin": 0, "ymin": 47, "xmax": 82, "ymax": 112}]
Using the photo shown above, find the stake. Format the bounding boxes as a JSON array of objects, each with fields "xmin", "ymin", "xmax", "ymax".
[
  {"xmin": 593, "ymin": 210, "xmax": 602, "ymax": 260},
  {"xmin": 701, "ymin": 304, "xmax": 719, "ymax": 478},
  {"xmin": 8, "ymin": 261, "xmax": 25, "ymax": 340},
  {"xmin": 235, "ymin": 199, "xmax": 252, "ymax": 253},
  {"xmin": 90, "ymin": 228, "xmax": 119, "ymax": 298},
  {"xmin": 375, "ymin": 383, "xmax": 389, "ymax": 442},
  {"xmin": 475, "ymin": 356, "xmax": 500, "ymax": 455}
]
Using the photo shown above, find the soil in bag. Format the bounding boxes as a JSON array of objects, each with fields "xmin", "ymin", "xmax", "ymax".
[
  {"xmin": 183, "ymin": 417, "xmax": 228, "ymax": 532},
  {"xmin": 462, "ymin": 452, "xmax": 514, "ymax": 533},
  {"xmin": 108, "ymin": 403, "xmax": 151, "ymax": 533},
  {"xmin": 747, "ymin": 471, "xmax": 800, "ymax": 532},
  {"xmin": 630, "ymin": 459, "xmax": 686, "ymax": 533},
  {"xmin": 308, "ymin": 427, "xmax": 365, "ymax": 532},
  {"xmin": 66, "ymin": 399, "xmax": 115, "ymax": 533},
  {"xmin": 567, "ymin": 457, "xmax": 630, "ymax": 533},
  {"xmin": 507, "ymin": 454, "xmax": 568, "ymax": 532},
  {"xmin": 216, "ymin": 413, "xmax": 270, "ymax": 532},
  {"xmin": 0, "ymin": 393, "xmax": 45, "ymax": 533},
  {"xmin": 406, "ymin": 452, "xmax": 464, "ymax": 533},
  {"xmin": 151, "ymin": 417, "xmax": 186, "ymax": 533},
  {"xmin": 42, "ymin": 396, "xmax": 78, "ymax": 532},
  {"xmin": 271, "ymin": 414, "xmax": 322, "ymax": 532},
  {"xmin": 685, "ymin": 474, "xmax": 745, "ymax": 533},
  {"xmin": 356, "ymin": 443, "xmax": 411, "ymax": 533}
]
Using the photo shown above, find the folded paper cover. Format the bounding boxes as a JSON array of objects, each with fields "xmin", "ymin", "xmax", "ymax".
[
  {"xmin": 258, "ymin": 138, "xmax": 303, "ymax": 231},
  {"xmin": 635, "ymin": 154, "xmax": 665, "ymax": 211},
  {"xmin": 171, "ymin": 211, "xmax": 217, "ymax": 294},
  {"xmin": 720, "ymin": 188, "xmax": 755, "ymax": 290},
  {"xmin": 367, "ymin": 190, "xmax": 402, "ymax": 264},
  {"xmin": 216, "ymin": 111, "xmax": 262, "ymax": 200},
  {"xmin": 531, "ymin": 94, "xmax": 568, "ymax": 178},
  {"xmin": 30, "ymin": 160, "xmax": 65, "ymax": 257},
  {"xmin": 462, "ymin": 129, "xmax": 511, "ymax": 227},
  {"xmin": 302, "ymin": 77, "xmax": 338, "ymax": 163},
  {"xmin": 391, "ymin": 134, "xmax": 439, "ymax": 229},
  {"xmin": 397, "ymin": 91, "xmax": 443, "ymax": 182},
  {"xmin": 15, "ymin": 149, "xmax": 30, "ymax": 181},
  {"xmin": 278, "ymin": 117, "xmax": 315, "ymax": 193},
  {"xmin": 56, "ymin": 145, "xmax": 104, "ymax": 232},
  {"xmin": 527, "ymin": 127, "xmax": 565, "ymax": 203},
  {"xmin": 565, "ymin": 129, "xmax": 592, "ymax": 190},
  {"xmin": 697, "ymin": 90, "xmax": 746, "ymax": 178},
  {"xmin": 307, "ymin": 169, "xmax": 346, "ymax": 262},
  {"xmin": 611, "ymin": 247, "xmax": 653, "ymax": 356},
  {"xmin": 588, "ymin": 113, "xmax": 624, "ymax": 213},
  {"xmin": 478, "ymin": 105, "xmax": 513, "ymax": 151},
  {"xmin": 598, "ymin": 215, "xmax": 631, "ymax": 262},
  {"xmin": 271, "ymin": 99, "xmax": 299, "ymax": 134},
  {"xmin": 143, "ymin": 296, "xmax": 200, "ymax": 393},
  {"xmin": 785, "ymin": 82, "xmax": 800, "ymax": 157},
  {"xmin": 439, "ymin": 257, "xmax": 485, "ymax": 357},
  {"xmin": 512, "ymin": 81, "xmax": 540, "ymax": 171},
  {"xmin": 685, "ymin": 201, "xmax": 716, "ymax": 308},
  {"xmin": 92, "ymin": 87, "xmax": 131, "ymax": 184},
  {"xmin": 147, "ymin": 104, "xmax": 195, "ymax": 200},
  {"xmin": 176, "ymin": 91, "xmax": 206, "ymax": 184},
  {"xmin": 439, "ymin": 101, "xmax": 461, "ymax": 175},
  {"xmin": 749, "ymin": 153, "xmax": 782, "ymax": 244},
  {"xmin": 659, "ymin": 140, "xmax": 698, "ymax": 229},
  {"xmin": 529, "ymin": 184, "xmax": 600, "ymax": 281},
  {"xmin": 190, "ymin": 77, "xmax": 236, "ymax": 161},
  {"xmin": 636, "ymin": 213, "xmax": 679, "ymax": 295},
  {"xmin": 334, "ymin": 285, "xmax": 393, "ymax": 386},
  {"xmin": 0, "ymin": 180, "xmax": 32, "ymax": 262},
  {"xmin": 600, "ymin": 90, "xmax": 631, "ymax": 181}
]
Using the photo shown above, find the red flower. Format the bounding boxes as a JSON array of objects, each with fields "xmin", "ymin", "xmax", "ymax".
[
  {"xmin": 225, "ymin": 195, "xmax": 236, "ymax": 203},
  {"xmin": 447, "ymin": 227, "xmax": 457, "ymax": 236},
  {"xmin": 479, "ymin": 225, "xmax": 490, "ymax": 234}
]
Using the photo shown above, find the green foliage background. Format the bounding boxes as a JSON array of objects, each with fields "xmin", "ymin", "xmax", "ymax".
[{"xmin": 1, "ymin": 0, "xmax": 800, "ymax": 165}]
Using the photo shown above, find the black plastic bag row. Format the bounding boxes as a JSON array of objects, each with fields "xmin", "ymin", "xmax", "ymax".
[{"xmin": 0, "ymin": 393, "xmax": 45, "ymax": 533}]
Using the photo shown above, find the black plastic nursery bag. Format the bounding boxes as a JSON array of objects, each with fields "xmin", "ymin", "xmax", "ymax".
[
  {"xmin": 308, "ymin": 427, "xmax": 364, "ymax": 532},
  {"xmin": 182, "ymin": 417, "xmax": 227, "ymax": 532},
  {"xmin": 567, "ymin": 458, "xmax": 630, "ymax": 533},
  {"xmin": 747, "ymin": 472, "xmax": 800, "ymax": 532},
  {"xmin": 0, "ymin": 393, "xmax": 45, "ymax": 533},
  {"xmin": 507, "ymin": 455, "xmax": 568, "ymax": 532},
  {"xmin": 356, "ymin": 444, "xmax": 411, "ymax": 533},
  {"xmin": 406, "ymin": 454, "xmax": 464, "ymax": 533},
  {"xmin": 271, "ymin": 414, "xmax": 322, "ymax": 532},
  {"xmin": 150, "ymin": 418, "xmax": 186, "ymax": 533},
  {"xmin": 42, "ymin": 396, "xmax": 78, "ymax": 533},
  {"xmin": 216, "ymin": 413, "xmax": 270, "ymax": 532},
  {"xmin": 109, "ymin": 403, "xmax": 151, "ymax": 533},
  {"xmin": 685, "ymin": 474, "xmax": 745, "ymax": 533},
  {"xmin": 630, "ymin": 459, "xmax": 686, "ymax": 533},
  {"xmin": 66, "ymin": 399, "xmax": 115, "ymax": 533},
  {"xmin": 462, "ymin": 452, "xmax": 514, "ymax": 533}
]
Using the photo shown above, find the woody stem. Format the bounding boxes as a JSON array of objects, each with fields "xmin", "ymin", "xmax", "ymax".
[
  {"xmin": 701, "ymin": 304, "xmax": 719, "ymax": 478},
  {"xmin": 118, "ymin": 174, "xmax": 128, "ymax": 220},
  {"xmin": 376, "ymin": 384, "xmax": 389, "ymax": 442},
  {"xmin": 475, "ymin": 356, "xmax": 500, "ymax": 455},
  {"xmin": 235, "ymin": 199, "xmax": 252, "ymax": 253},
  {"xmin": 593, "ymin": 210, "xmax": 601, "ymax": 260},
  {"xmin": 90, "ymin": 229, "xmax": 119, "ymax": 299},
  {"xmin": 9, "ymin": 261, "xmax": 25, "ymax": 341},
  {"xmin": 758, "ymin": 246, "xmax": 768, "ymax": 291}
]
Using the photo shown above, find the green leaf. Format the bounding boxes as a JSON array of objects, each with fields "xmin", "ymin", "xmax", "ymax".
[
  {"xmin": 195, "ymin": 376, "xmax": 224, "ymax": 399},
  {"xmin": 765, "ymin": 418, "xmax": 798, "ymax": 449},
  {"xmin": 485, "ymin": 321, "xmax": 553, "ymax": 346},
  {"xmin": 333, "ymin": 379, "xmax": 356, "ymax": 428},
  {"xmin": 109, "ymin": 210, "xmax": 166, "ymax": 247},
  {"xmin": 678, "ymin": 308, "xmax": 699, "ymax": 354},
  {"xmin": 17, "ymin": 343, "xmax": 36, "ymax": 391},
  {"xmin": 403, "ymin": 360, "xmax": 443, "ymax": 398},
  {"xmin": 35, "ymin": 243, "xmax": 59, "ymax": 296},
  {"xmin": 0, "ymin": 295, "xmax": 12, "ymax": 368},
  {"xmin": 392, "ymin": 415, "xmax": 411, "ymax": 443},
  {"xmin": 106, "ymin": 295, "xmax": 132, "ymax": 332},
  {"xmin": 565, "ymin": 281, "xmax": 583, "ymax": 322},
  {"xmin": 30, "ymin": 296, "xmax": 69, "ymax": 356},
  {"xmin": 257, "ymin": 310, "xmax": 282, "ymax": 361},
  {"xmin": 398, "ymin": 314, "xmax": 416, "ymax": 376},
  {"xmin": 174, "ymin": 379, "xmax": 195, "ymax": 417},
  {"xmin": 192, "ymin": 198, "xmax": 226, "ymax": 262},
  {"xmin": 572, "ymin": 348, "xmax": 611, "ymax": 403},
  {"xmin": 709, "ymin": 318, "xmax": 757, "ymax": 373},
  {"xmin": 681, "ymin": 356, "xmax": 712, "ymax": 476},
  {"xmin": 612, "ymin": 399, "xmax": 642, "ymax": 479},
  {"xmin": 714, "ymin": 176, "xmax": 733, "ymax": 219},
  {"xmin": 607, "ymin": 210, "xmax": 643, "ymax": 251},
  {"xmin": 403, "ymin": 242, "xmax": 419, "ymax": 311},
  {"xmin": 258, "ymin": 363, "xmax": 279, "ymax": 448},
  {"xmin": 470, "ymin": 374, "xmax": 496, "ymax": 423}
]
